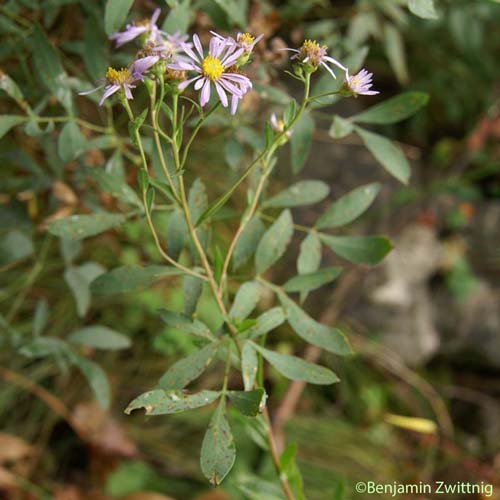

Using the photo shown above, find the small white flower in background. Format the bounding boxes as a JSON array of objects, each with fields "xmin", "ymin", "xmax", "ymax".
[{"xmin": 270, "ymin": 113, "xmax": 293, "ymax": 138}]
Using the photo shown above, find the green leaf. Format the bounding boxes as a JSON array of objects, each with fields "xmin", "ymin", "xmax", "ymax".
[
  {"xmin": 316, "ymin": 182, "xmax": 381, "ymax": 229},
  {"xmin": 254, "ymin": 83, "xmax": 291, "ymax": 105},
  {"xmin": 280, "ymin": 443, "xmax": 305, "ymax": 500},
  {"xmin": 320, "ymin": 234, "xmax": 393, "ymax": 265},
  {"xmin": 104, "ymin": 0, "xmax": 134, "ymax": 35},
  {"xmin": 20, "ymin": 337, "xmax": 67, "ymax": 359},
  {"xmin": 0, "ymin": 115, "xmax": 25, "ymax": 139},
  {"xmin": 283, "ymin": 267, "xmax": 343, "ymax": 293},
  {"xmin": 355, "ymin": 127, "xmax": 411, "ymax": 184},
  {"xmin": 408, "ymin": 0, "xmax": 438, "ymax": 19},
  {"xmin": 200, "ymin": 399, "xmax": 236, "ymax": 485},
  {"xmin": 64, "ymin": 262, "xmax": 105, "ymax": 317},
  {"xmin": 229, "ymin": 281, "xmax": 261, "ymax": 320},
  {"xmin": 0, "ymin": 230, "xmax": 33, "ymax": 266},
  {"xmin": 33, "ymin": 299, "xmax": 49, "ymax": 337},
  {"xmin": 162, "ymin": 0, "xmax": 191, "ymax": 33},
  {"xmin": 83, "ymin": 15, "xmax": 109, "ymax": 81},
  {"xmin": 227, "ymin": 389, "xmax": 266, "ymax": 416},
  {"xmin": 247, "ymin": 307, "xmax": 286, "ymax": 339},
  {"xmin": 251, "ymin": 343, "xmax": 339, "ymax": 385},
  {"xmin": 183, "ymin": 275, "xmax": 203, "ymax": 317},
  {"xmin": 69, "ymin": 353, "xmax": 111, "ymax": 409},
  {"xmin": 91, "ymin": 265, "xmax": 182, "ymax": 295},
  {"xmin": 68, "ymin": 326, "xmax": 131, "ymax": 350},
  {"xmin": 297, "ymin": 232, "xmax": 321, "ymax": 275},
  {"xmin": 255, "ymin": 209, "xmax": 293, "ymax": 274},
  {"xmin": 0, "ymin": 73, "xmax": 25, "ymax": 104},
  {"xmin": 212, "ymin": 0, "xmax": 248, "ymax": 28},
  {"xmin": 166, "ymin": 209, "xmax": 187, "ymax": 260},
  {"xmin": 48, "ymin": 213, "xmax": 126, "ymax": 240},
  {"xmin": 264, "ymin": 180, "xmax": 329, "ymax": 208},
  {"xmin": 329, "ymin": 115, "xmax": 354, "ymax": 139},
  {"xmin": 158, "ymin": 309, "xmax": 216, "ymax": 341},
  {"xmin": 278, "ymin": 293, "xmax": 352, "ymax": 355},
  {"xmin": 224, "ymin": 137, "xmax": 244, "ymax": 170},
  {"xmin": 189, "ymin": 178, "xmax": 209, "ymax": 257},
  {"xmin": 352, "ymin": 92, "xmax": 429, "ymax": 124},
  {"xmin": 125, "ymin": 389, "xmax": 220, "ymax": 415},
  {"xmin": 384, "ymin": 23, "xmax": 409, "ymax": 85},
  {"xmin": 233, "ymin": 216, "xmax": 266, "ymax": 270},
  {"xmin": 242, "ymin": 341, "xmax": 258, "ymax": 390},
  {"xmin": 128, "ymin": 109, "xmax": 148, "ymax": 147},
  {"xmin": 291, "ymin": 110, "xmax": 314, "ymax": 174},
  {"xmin": 158, "ymin": 343, "xmax": 219, "ymax": 389},
  {"xmin": 87, "ymin": 167, "xmax": 141, "ymax": 207},
  {"xmin": 58, "ymin": 122, "xmax": 86, "ymax": 162}
]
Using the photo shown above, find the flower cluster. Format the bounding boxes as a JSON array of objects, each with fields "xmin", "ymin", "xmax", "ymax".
[{"xmin": 79, "ymin": 8, "xmax": 378, "ymax": 111}]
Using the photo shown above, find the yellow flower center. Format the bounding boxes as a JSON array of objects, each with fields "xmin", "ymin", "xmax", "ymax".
[
  {"xmin": 135, "ymin": 18, "xmax": 150, "ymax": 27},
  {"xmin": 276, "ymin": 118, "xmax": 285, "ymax": 131},
  {"xmin": 350, "ymin": 76, "xmax": 360, "ymax": 87},
  {"xmin": 238, "ymin": 33, "xmax": 255, "ymax": 46},
  {"xmin": 201, "ymin": 56, "xmax": 224, "ymax": 81},
  {"xmin": 299, "ymin": 39, "xmax": 326, "ymax": 65},
  {"xmin": 105, "ymin": 67, "xmax": 131, "ymax": 85}
]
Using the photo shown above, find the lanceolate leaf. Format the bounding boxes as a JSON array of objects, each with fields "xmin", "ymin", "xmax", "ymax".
[
  {"xmin": 352, "ymin": 92, "xmax": 429, "ymax": 124},
  {"xmin": 247, "ymin": 307, "xmax": 286, "ymax": 339},
  {"xmin": 166, "ymin": 209, "xmax": 187, "ymax": 260},
  {"xmin": 69, "ymin": 326, "xmax": 131, "ymax": 350},
  {"xmin": 255, "ymin": 210, "xmax": 293, "ymax": 274},
  {"xmin": 58, "ymin": 122, "xmax": 86, "ymax": 162},
  {"xmin": 251, "ymin": 343, "xmax": 339, "ymax": 385},
  {"xmin": 229, "ymin": 281, "xmax": 261, "ymax": 320},
  {"xmin": 200, "ymin": 399, "xmax": 236, "ymax": 485},
  {"xmin": 320, "ymin": 234, "xmax": 393, "ymax": 265},
  {"xmin": 125, "ymin": 389, "xmax": 220, "ymax": 415},
  {"xmin": 158, "ymin": 343, "xmax": 219, "ymax": 389},
  {"xmin": 104, "ymin": 0, "xmax": 135, "ymax": 35},
  {"xmin": 283, "ymin": 267, "xmax": 343, "ymax": 293},
  {"xmin": 227, "ymin": 389, "xmax": 266, "ymax": 417},
  {"xmin": 233, "ymin": 216, "xmax": 266, "ymax": 270},
  {"xmin": 91, "ymin": 266, "xmax": 182, "ymax": 295},
  {"xmin": 242, "ymin": 341, "xmax": 258, "ymax": 390},
  {"xmin": 87, "ymin": 167, "xmax": 141, "ymax": 207},
  {"xmin": 48, "ymin": 213, "xmax": 126, "ymax": 240},
  {"xmin": 183, "ymin": 275, "xmax": 203, "ymax": 317},
  {"xmin": 355, "ymin": 127, "xmax": 411, "ymax": 184},
  {"xmin": 0, "ymin": 115, "xmax": 25, "ymax": 139},
  {"xmin": 408, "ymin": 0, "xmax": 439, "ymax": 19},
  {"xmin": 316, "ymin": 183, "xmax": 381, "ymax": 229},
  {"xmin": 264, "ymin": 181, "xmax": 330, "ymax": 208},
  {"xmin": 158, "ymin": 309, "xmax": 216, "ymax": 341},
  {"xmin": 278, "ymin": 293, "xmax": 352, "ymax": 355}
]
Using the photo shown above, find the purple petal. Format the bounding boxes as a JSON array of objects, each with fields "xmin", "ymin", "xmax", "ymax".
[
  {"xmin": 133, "ymin": 56, "xmax": 159, "ymax": 74},
  {"xmin": 99, "ymin": 85, "xmax": 120, "ymax": 106},
  {"xmin": 214, "ymin": 82, "xmax": 228, "ymax": 107},
  {"xmin": 150, "ymin": 8, "xmax": 161, "ymax": 25},
  {"xmin": 200, "ymin": 79, "xmax": 211, "ymax": 106},
  {"xmin": 79, "ymin": 85, "xmax": 102, "ymax": 96},
  {"xmin": 230, "ymin": 95, "xmax": 239, "ymax": 115},
  {"xmin": 193, "ymin": 34, "xmax": 204, "ymax": 59},
  {"xmin": 178, "ymin": 76, "xmax": 202, "ymax": 90}
]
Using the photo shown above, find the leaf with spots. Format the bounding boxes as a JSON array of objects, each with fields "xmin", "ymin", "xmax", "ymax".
[
  {"xmin": 158, "ymin": 343, "xmax": 219, "ymax": 389},
  {"xmin": 283, "ymin": 267, "xmax": 343, "ymax": 294},
  {"xmin": 263, "ymin": 180, "xmax": 329, "ymax": 208},
  {"xmin": 227, "ymin": 389, "xmax": 267, "ymax": 417},
  {"xmin": 200, "ymin": 398, "xmax": 236, "ymax": 485},
  {"xmin": 241, "ymin": 341, "xmax": 258, "ymax": 390},
  {"xmin": 247, "ymin": 307, "xmax": 286, "ymax": 339},
  {"xmin": 125, "ymin": 389, "xmax": 220, "ymax": 415},
  {"xmin": 48, "ymin": 213, "xmax": 126, "ymax": 240},
  {"xmin": 158, "ymin": 309, "xmax": 216, "ymax": 341},
  {"xmin": 229, "ymin": 281, "xmax": 261, "ymax": 321}
]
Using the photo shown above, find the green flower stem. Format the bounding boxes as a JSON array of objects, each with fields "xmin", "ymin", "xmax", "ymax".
[
  {"xmin": 150, "ymin": 80, "xmax": 181, "ymax": 204},
  {"xmin": 307, "ymin": 89, "xmax": 342, "ymax": 102},
  {"xmin": 33, "ymin": 116, "xmax": 111, "ymax": 134},
  {"xmin": 179, "ymin": 102, "xmax": 221, "ymax": 170},
  {"xmin": 218, "ymin": 74, "xmax": 312, "ymax": 295},
  {"xmin": 122, "ymin": 99, "xmax": 207, "ymax": 281}
]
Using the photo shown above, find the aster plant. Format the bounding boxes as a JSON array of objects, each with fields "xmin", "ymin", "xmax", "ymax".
[{"xmin": 5, "ymin": 4, "xmax": 430, "ymax": 498}]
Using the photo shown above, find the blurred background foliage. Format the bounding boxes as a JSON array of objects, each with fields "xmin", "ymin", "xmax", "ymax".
[{"xmin": 1, "ymin": 0, "xmax": 499, "ymax": 499}]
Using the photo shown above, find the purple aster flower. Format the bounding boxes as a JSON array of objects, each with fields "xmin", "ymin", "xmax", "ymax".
[
  {"xmin": 79, "ymin": 56, "xmax": 158, "ymax": 106},
  {"xmin": 109, "ymin": 8, "xmax": 163, "ymax": 47},
  {"xmin": 282, "ymin": 39, "xmax": 347, "ymax": 79},
  {"xmin": 345, "ymin": 69, "xmax": 379, "ymax": 96},
  {"xmin": 149, "ymin": 32, "xmax": 193, "ymax": 63},
  {"xmin": 169, "ymin": 34, "xmax": 253, "ymax": 114}
]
